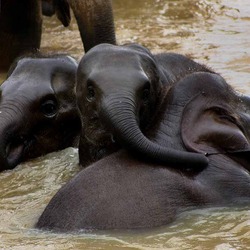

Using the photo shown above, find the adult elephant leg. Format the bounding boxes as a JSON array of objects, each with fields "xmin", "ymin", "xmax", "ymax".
[
  {"xmin": 0, "ymin": 0, "xmax": 42, "ymax": 71},
  {"xmin": 68, "ymin": 0, "xmax": 116, "ymax": 52},
  {"xmin": 0, "ymin": 55, "xmax": 80, "ymax": 171}
]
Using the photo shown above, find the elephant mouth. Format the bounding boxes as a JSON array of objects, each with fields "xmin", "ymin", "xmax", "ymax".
[
  {"xmin": 86, "ymin": 133, "xmax": 119, "ymax": 162},
  {"xmin": 5, "ymin": 135, "xmax": 31, "ymax": 168},
  {"xmin": 94, "ymin": 142, "xmax": 119, "ymax": 162}
]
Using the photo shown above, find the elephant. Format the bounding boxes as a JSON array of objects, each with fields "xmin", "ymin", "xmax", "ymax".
[
  {"xmin": 41, "ymin": 0, "xmax": 70, "ymax": 26},
  {"xmin": 0, "ymin": 0, "xmax": 116, "ymax": 71},
  {"xmin": 0, "ymin": 54, "xmax": 81, "ymax": 171},
  {"xmin": 36, "ymin": 71, "xmax": 250, "ymax": 231},
  {"xmin": 76, "ymin": 43, "xmax": 213, "ymax": 168}
]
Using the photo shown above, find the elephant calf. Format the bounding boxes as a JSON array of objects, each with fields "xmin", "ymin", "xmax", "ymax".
[
  {"xmin": 36, "ymin": 71, "xmax": 250, "ymax": 231},
  {"xmin": 0, "ymin": 54, "xmax": 81, "ymax": 171},
  {"xmin": 76, "ymin": 43, "xmax": 213, "ymax": 168}
]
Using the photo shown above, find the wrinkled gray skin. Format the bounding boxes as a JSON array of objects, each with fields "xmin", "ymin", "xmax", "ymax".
[
  {"xmin": 0, "ymin": 55, "xmax": 81, "ymax": 171},
  {"xmin": 76, "ymin": 43, "xmax": 213, "ymax": 168},
  {"xmin": 36, "ymin": 72, "xmax": 250, "ymax": 231},
  {"xmin": 0, "ymin": 0, "xmax": 116, "ymax": 71}
]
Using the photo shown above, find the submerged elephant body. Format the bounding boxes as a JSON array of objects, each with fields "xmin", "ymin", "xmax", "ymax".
[
  {"xmin": 37, "ymin": 72, "xmax": 250, "ymax": 231},
  {"xmin": 37, "ymin": 151, "xmax": 212, "ymax": 231},
  {"xmin": 0, "ymin": 0, "xmax": 116, "ymax": 71},
  {"xmin": 0, "ymin": 55, "xmax": 81, "ymax": 170}
]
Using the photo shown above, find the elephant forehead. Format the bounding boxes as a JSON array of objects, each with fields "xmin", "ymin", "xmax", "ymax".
[
  {"xmin": 82, "ymin": 46, "xmax": 147, "ymax": 71},
  {"xmin": 1, "ymin": 57, "xmax": 76, "ymax": 97},
  {"xmin": 89, "ymin": 67, "xmax": 149, "ymax": 88},
  {"xmin": 85, "ymin": 58, "xmax": 142, "ymax": 75},
  {"xmin": 13, "ymin": 57, "xmax": 76, "ymax": 76},
  {"xmin": 0, "ymin": 86, "xmax": 54, "ymax": 105},
  {"xmin": 1, "ymin": 73, "xmax": 53, "ymax": 98}
]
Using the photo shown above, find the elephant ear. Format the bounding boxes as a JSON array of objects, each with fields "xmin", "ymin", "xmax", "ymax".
[
  {"xmin": 181, "ymin": 94, "xmax": 250, "ymax": 156},
  {"xmin": 54, "ymin": 0, "xmax": 71, "ymax": 27}
]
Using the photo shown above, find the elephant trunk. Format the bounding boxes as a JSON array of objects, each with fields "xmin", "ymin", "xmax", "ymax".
[
  {"xmin": 0, "ymin": 106, "xmax": 28, "ymax": 171},
  {"xmin": 68, "ymin": 0, "xmax": 116, "ymax": 52},
  {"xmin": 0, "ymin": 125, "xmax": 15, "ymax": 171},
  {"xmin": 100, "ymin": 96, "xmax": 208, "ymax": 169}
]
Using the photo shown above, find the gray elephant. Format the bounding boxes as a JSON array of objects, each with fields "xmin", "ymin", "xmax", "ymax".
[
  {"xmin": 0, "ymin": 0, "xmax": 116, "ymax": 71},
  {"xmin": 76, "ymin": 43, "xmax": 213, "ymax": 168},
  {"xmin": 0, "ymin": 54, "xmax": 81, "ymax": 171},
  {"xmin": 36, "ymin": 71, "xmax": 250, "ymax": 231},
  {"xmin": 41, "ymin": 0, "xmax": 70, "ymax": 26}
]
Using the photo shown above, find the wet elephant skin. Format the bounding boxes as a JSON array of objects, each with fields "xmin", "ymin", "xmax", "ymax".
[
  {"xmin": 36, "ymin": 71, "xmax": 250, "ymax": 231},
  {"xmin": 0, "ymin": 54, "xmax": 81, "ymax": 171},
  {"xmin": 76, "ymin": 44, "xmax": 213, "ymax": 168},
  {"xmin": 0, "ymin": 0, "xmax": 116, "ymax": 71}
]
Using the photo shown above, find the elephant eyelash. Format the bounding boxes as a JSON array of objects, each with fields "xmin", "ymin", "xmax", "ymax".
[
  {"xmin": 86, "ymin": 80, "xmax": 96, "ymax": 101},
  {"xmin": 142, "ymin": 88, "xmax": 151, "ymax": 102},
  {"xmin": 141, "ymin": 81, "xmax": 151, "ymax": 102},
  {"xmin": 219, "ymin": 115, "xmax": 236, "ymax": 123}
]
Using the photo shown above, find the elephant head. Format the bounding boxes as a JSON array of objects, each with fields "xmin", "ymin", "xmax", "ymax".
[
  {"xmin": 36, "ymin": 72, "xmax": 250, "ymax": 232},
  {"xmin": 178, "ymin": 73, "xmax": 250, "ymax": 173},
  {"xmin": 76, "ymin": 43, "xmax": 208, "ymax": 168},
  {"xmin": 0, "ymin": 54, "xmax": 81, "ymax": 171},
  {"xmin": 0, "ymin": 0, "xmax": 116, "ymax": 71},
  {"xmin": 152, "ymin": 71, "xmax": 250, "ymax": 174}
]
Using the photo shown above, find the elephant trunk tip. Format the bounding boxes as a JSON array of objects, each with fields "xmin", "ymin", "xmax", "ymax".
[
  {"xmin": 130, "ymin": 138, "xmax": 209, "ymax": 169},
  {"xmin": 0, "ymin": 135, "xmax": 30, "ymax": 171}
]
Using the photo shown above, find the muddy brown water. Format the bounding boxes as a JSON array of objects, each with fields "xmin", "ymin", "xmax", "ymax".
[{"xmin": 0, "ymin": 0, "xmax": 249, "ymax": 249}]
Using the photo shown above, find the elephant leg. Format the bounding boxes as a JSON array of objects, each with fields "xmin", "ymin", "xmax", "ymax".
[
  {"xmin": 0, "ymin": 0, "xmax": 42, "ymax": 71},
  {"xmin": 68, "ymin": 0, "xmax": 116, "ymax": 52}
]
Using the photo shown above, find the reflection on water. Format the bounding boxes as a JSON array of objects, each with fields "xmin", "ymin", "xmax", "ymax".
[{"xmin": 0, "ymin": 0, "xmax": 250, "ymax": 249}]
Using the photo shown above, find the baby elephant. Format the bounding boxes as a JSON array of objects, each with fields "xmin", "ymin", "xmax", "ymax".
[
  {"xmin": 0, "ymin": 54, "xmax": 81, "ymax": 171},
  {"xmin": 76, "ymin": 43, "xmax": 213, "ymax": 168}
]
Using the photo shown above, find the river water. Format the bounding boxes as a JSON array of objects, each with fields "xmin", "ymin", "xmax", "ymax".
[{"xmin": 0, "ymin": 0, "xmax": 249, "ymax": 249}]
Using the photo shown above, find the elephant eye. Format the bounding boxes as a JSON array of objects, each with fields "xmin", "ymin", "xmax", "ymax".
[
  {"xmin": 41, "ymin": 99, "xmax": 58, "ymax": 118},
  {"xmin": 142, "ymin": 84, "xmax": 151, "ymax": 103},
  {"xmin": 86, "ymin": 82, "xmax": 95, "ymax": 102}
]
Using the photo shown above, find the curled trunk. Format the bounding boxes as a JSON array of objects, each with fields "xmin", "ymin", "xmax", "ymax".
[{"xmin": 100, "ymin": 96, "xmax": 208, "ymax": 169}]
